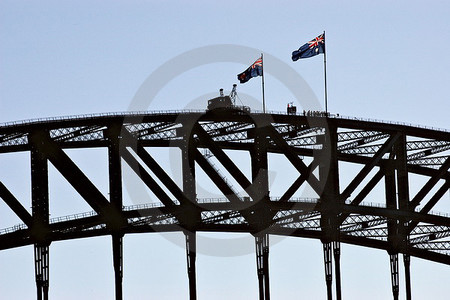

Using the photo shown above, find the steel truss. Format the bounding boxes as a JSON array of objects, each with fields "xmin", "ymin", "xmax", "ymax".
[{"xmin": 0, "ymin": 110, "xmax": 449, "ymax": 299}]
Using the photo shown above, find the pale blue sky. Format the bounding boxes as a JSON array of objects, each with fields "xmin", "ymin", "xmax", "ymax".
[{"xmin": 0, "ymin": 1, "xmax": 449, "ymax": 299}]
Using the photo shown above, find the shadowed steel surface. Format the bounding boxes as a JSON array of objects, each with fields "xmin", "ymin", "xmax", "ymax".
[{"xmin": 0, "ymin": 109, "xmax": 449, "ymax": 299}]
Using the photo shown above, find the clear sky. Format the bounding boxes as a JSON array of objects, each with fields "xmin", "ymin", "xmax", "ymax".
[{"xmin": 0, "ymin": 1, "xmax": 449, "ymax": 299}]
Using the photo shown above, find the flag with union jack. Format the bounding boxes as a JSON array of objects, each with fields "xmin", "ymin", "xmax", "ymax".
[
  {"xmin": 237, "ymin": 56, "xmax": 263, "ymax": 83},
  {"xmin": 292, "ymin": 33, "xmax": 325, "ymax": 61}
]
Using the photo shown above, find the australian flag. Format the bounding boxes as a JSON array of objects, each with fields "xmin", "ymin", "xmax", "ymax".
[
  {"xmin": 237, "ymin": 56, "xmax": 263, "ymax": 83},
  {"xmin": 292, "ymin": 33, "xmax": 325, "ymax": 61}
]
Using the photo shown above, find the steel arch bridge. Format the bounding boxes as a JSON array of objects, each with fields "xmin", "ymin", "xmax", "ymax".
[{"xmin": 0, "ymin": 109, "xmax": 449, "ymax": 300}]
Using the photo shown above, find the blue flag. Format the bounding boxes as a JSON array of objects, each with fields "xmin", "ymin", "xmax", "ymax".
[
  {"xmin": 237, "ymin": 56, "xmax": 263, "ymax": 83},
  {"xmin": 292, "ymin": 33, "xmax": 325, "ymax": 61}
]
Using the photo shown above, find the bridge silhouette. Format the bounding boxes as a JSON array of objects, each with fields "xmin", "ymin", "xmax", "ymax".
[{"xmin": 0, "ymin": 109, "xmax": 449, "ymax": 300}]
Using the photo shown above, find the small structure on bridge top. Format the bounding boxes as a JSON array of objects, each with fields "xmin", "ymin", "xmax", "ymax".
[
  {"xmin": 287, "ymin": 102, "xmax": 297, "ymax": 115},
  {"xmin": 207, "ymin": 88, "xmax": 233, "ymax": 110},
  {"xmin": 207, "ymin": 84, "xmax": 250, "ymax": 113}
]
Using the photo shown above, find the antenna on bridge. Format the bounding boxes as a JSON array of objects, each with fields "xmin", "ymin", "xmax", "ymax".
[{"xmin": 229, "ymin": 84, "xmax": 237, "ymax": 106}]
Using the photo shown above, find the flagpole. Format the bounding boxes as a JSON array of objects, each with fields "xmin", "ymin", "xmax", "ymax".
[
  {"xmin": 323, "ymin": 31, "xmax": 328, "ymax": 114},
  {"xmin": 261, "ymin": 53, "xmax": 266, "ymax": 113}
]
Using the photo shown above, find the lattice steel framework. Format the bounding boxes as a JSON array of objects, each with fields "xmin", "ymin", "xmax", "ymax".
[{"xmin": 0, "ymin": 109, "xmax": 449, "ymax": 300}]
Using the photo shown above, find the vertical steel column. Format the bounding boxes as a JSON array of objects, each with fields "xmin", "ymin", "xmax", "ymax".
[
  {"xmin": 255, "ymin": 234, "xmax": 270, "ymax": 300},
  {"xmin": 30, "ymin": 131, "xmax": 50, "ymax": 300},
  {"xmin": 107, "ymin": 125, "xmax": 124, "ymax": 300},
  {"xmin": 34, "ymin": 245, "xmax": 50, "ymax": 300},
  {"xmin": 182, "ymin": 121, "xmax": 197, "ymax": 223},
  {"xmin": 390, "ymin": 254, "xmax": 400, "ymax": 300},
  {"xmin": 185, "ymin": 231, "xmax": 197, "ymax": 300},
  {"xmin": 323, "ymin": 242, "xmax": 333, "ymax": 300},
  {"xmin": 112, "ymin": 235, "xmax": 123, "ymax": 300},
  {"xmin": 251, "ymin": 124, "xmax": 269, "ymax": 207},
  {"xmin": 333, "ymin": 241, "xmax": 341, "ymax": 300},
  {"xmin": 385, "ymin": 161, "xmax": 399, "ymax": 300},
  {"xmin": 107, "ymin": 124, "xmax": 124, "ymax": 216},
  {"xmin": 395, "ymin": 134, "xmax": 410, "ymax": 211},
  {"xmin": 319, "ymin": 122, "xmax": 340, "ymax": 300},
  {"xmin": 182, "ymin": 121, "xmax": 197, "ymax": 300},
  {"xmin": 403, "ymin": 254, "xmax": 411, "ymax": 300},
  {"xmin": 252, "ymin": 123, "xmax": 270, "ymax": 300},
  {"xmin": 395, "ymin": 134, "xmax": 412, "ymax": 300}
]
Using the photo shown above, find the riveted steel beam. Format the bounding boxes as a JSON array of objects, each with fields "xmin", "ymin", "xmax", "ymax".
[{"xmin": 0, "ymin": 181, "xmax": 33, "ymax": 227}]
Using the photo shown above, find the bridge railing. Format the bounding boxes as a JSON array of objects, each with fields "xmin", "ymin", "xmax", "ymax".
[
  {"xmin": 330, "ymin": 114, "xmax": 450, "ymax": 133},
  {"xmin": 1, "ymin": 197, "xmax": 448, "ymax": 236},
  {"xmin": 49, "ymin": 210, "xmax": 98, "ymax": 224},
  {"xmin": 1, "ymin": 110, "xmax": 448, "ymax": 134},
  {"xmin": 123, "ymin": 201, "xmax": 173, "ymax": 211},
  {"xmin": 0, "ymin": 223, "xmax": 27, "ymax": 235},
  {"xmin": 0, "ymin": 110, "xmax": 206, "ymax": 128}
]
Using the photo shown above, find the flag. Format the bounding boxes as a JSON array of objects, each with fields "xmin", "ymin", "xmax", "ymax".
[
  {"xmin": 292, "ymin": 33, "xmax": 325, "ymax": 61},
  {"xmin": 237, "ymin": 56, "xmax": 263, "ymax": 83}
]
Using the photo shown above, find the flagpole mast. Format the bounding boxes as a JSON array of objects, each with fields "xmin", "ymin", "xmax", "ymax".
[
  {"xmin": 261, "ymin": 53, "xmax": 266, "ymax": 113},
  {"xmin": 323, "ymin": 31, "xmax": 328, "ymax": 114}
]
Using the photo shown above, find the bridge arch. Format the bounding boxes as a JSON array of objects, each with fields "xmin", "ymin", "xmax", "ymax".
[{"xmin": 0, "ymin": 110, "xmax": 449, "ymax": 299}]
